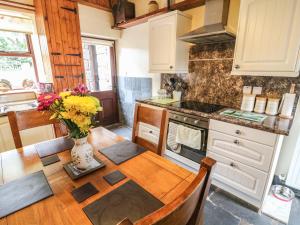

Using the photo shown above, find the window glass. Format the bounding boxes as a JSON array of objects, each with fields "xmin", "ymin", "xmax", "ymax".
[
  {"xmin": 0, "ymin": 31, "xmax": 37, "ymax": 91},
  {"xmin": 0, "ymin": 30, "xmax": 29, "ymax": 52},
  {"xmin": 0, "ymin": 57, "xmax": 36, "ymax": 90},
  {"xmin": 83, "ymin": 42, "xmax": 113, "ymax": 92}
]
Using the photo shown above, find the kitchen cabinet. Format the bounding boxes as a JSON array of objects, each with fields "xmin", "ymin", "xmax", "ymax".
[
  {"xmin": 231, "ymin": 0, "xmax": 300, "ymax": 77},
  {"xmin": 0, "ymin": 116, "xmax": 55, "ymax": 153},
  {"xmin": 35, "ymin": 0, "xmax": 85, "ymax": 92},
  {"xmin": 149, "ymin": 10, "xmax": 191, "ymax": 73},
  {"xmin": 0, "ymin": 117, "xmax": 15, "ymax": 152},
  {"xmin": 208, "ymin": 119, "xmax": 284, "ymax": 208}
]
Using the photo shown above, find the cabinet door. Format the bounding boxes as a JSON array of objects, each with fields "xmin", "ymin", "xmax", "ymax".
[
  {"xmin": 207, "ymin": 151, "xmax": 268, "ymax": 201},
  {"xmin": 232, "ymin": 0, "xmax": 300, "ymax": 77},
  {"xmin": 0, "ymin": 118, "xmax": 15, "ymax": 152},
  {"xmin": 149, "ymin": 15, "xmax": 176, "ymax": 73}
]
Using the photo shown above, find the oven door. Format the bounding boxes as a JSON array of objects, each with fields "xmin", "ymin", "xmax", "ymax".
[{"xmin": 165, "ymin": 119, "xmax": 208, "ymax": 171}]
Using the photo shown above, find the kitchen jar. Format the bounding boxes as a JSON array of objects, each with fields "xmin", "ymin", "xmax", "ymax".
[
  {"xmin": 241, "ymin": 94, "xmax": 256, "ymax": 112},
  {"xmin": 254, "ymin": 97, "xmax": 267, "ymax": 113},
  {"xmin": 148, "ymin": 1, "xmax": 159, "ymax": 13},
  {"xmin": 265, "ymin": 98, "xmax": 280, "ymax": 115}
]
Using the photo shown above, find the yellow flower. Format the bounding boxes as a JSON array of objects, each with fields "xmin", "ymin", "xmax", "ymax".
[
  {"xmin": 59, "ymin": 91, "xmax": 71, "ymax": 99},
  {"xmin": 63, "ymin": 96, "xmax": 101, "ymax": 115}
]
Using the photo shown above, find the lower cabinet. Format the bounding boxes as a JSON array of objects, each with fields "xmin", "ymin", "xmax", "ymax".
[
  {"xmin": 0, "ymin": 117, "xmax": 15, "ymax": 152},
  {"xmin": 208, "ymin": 119, "xmax": 284, "ymax": 209},
  {"xmin": 207, "ymin": 151, "xmax": 268, "ymax": 202},
  {"xmin": 0, "ymin": 116, "xmax": 55, "ymax": 152}
]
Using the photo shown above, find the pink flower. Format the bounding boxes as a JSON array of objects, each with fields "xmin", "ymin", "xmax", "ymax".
[
  {"xmin": 37, "ymin": 93, "xmax": 60, "ymax": 111},
  {"xmin": 72, "ymin": 84, "xmax": 90, "ymax": 96}
]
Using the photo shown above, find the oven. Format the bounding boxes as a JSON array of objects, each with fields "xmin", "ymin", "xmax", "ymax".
[{"xmin": 164, "ymin": 110, "xmax": 209, "ymax": 172}]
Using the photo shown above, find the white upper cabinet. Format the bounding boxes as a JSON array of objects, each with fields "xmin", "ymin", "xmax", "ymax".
[
  {"xmin": 149, "ymin": 11, "xmax": 191, "ymax": 73},
  {"xmin": 232, "ymin": 0, "xmax": 300, "ymax": 77}
]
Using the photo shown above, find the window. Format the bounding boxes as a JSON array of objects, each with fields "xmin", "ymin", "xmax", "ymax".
[
  {"xmin": 0, "ymin": 30, "xmax": 38, "ymax": 91},
  {"xmin": 82, "ymin": 38, "xmax": 115, "ymax": 92}
]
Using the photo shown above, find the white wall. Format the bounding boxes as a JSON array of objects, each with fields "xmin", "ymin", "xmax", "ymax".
[
  {"xmin": 276, "ymin": 100, "xmax": 300, "ymax": 177},
  {"xmin": 78, "ymin": 4, "xmax": 120, "ymax": 40},
  {"xmin": 116, "ymin": 22, "xmax": 160, "ymax": 96}
]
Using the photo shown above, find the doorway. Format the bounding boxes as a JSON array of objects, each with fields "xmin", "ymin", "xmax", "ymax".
[{"xmin": 82, "ymin": 37, "xmax": 119, "ymax": 126}]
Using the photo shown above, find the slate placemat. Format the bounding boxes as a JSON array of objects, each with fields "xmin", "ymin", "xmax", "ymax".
[
  {"xmin": 0, "ymin": 170, "xmax": 53, "ymax": 218},
  {"xmin": 41, "ymin": 154, "xmax": 60, "ymax": 166},
  {"xmin": 63, "ymin": 157, "xmax": 106, "ymax": 180},
  {"xmin": 99, "ymin": 140, "xmax": 146, "ymax": 165},
  {"xmin": 36, "ymin": 136, "xmax": 74, "ymax": 158},
  {"xmin": 71, "ymin": 183, "xmax": 99, "ymax": 203},
  {"xmin": 83, "ymin": 180, "xmax": 164, "ymax": 225},
  {"xmin": 103, "ymin": 170, "xmax": 127, "ymax": 186}
]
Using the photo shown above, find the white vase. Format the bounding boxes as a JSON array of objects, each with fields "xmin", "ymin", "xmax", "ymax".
[{"xmin": 71, "ymin": 136, "xmax": 94, "ymax": 170}]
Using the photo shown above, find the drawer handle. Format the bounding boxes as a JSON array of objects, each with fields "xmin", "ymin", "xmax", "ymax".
[
  {"xmin": 230, "ymin": 162, "xmax": 237, "ymax": 168},
  {"xmin": 149, "ymin": 130, "xmax": 153, "ymax": 134},
  {"xmin": 235, "ymin": 130, "xmax": 241, "ymax": 135},
  {"xmin": 234, "ymin": 140, "xmax": 240, "ymax": 145}
]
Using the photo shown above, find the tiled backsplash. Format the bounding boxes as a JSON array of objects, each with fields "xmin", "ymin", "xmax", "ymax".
[
  {"xmin": 162, "ymin": 41, "xmax": 300, "ymax": 109},
  {"xmin": 117, "ymin": 76, "xmax": 152, "ymax": 126}
]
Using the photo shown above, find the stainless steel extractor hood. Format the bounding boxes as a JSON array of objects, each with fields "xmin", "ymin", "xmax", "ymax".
[{"xmin": 180, "ymin": 0, "xmax": 235, "ymax": 44}]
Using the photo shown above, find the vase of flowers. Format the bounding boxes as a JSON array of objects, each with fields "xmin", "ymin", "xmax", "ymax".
[{"xmin": 37, "ymin": 84, "xmax": 102, "ymax": 170}]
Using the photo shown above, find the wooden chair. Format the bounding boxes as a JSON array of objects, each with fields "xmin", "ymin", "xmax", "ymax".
[
  {"xmin": 117, "ymin": 157, "xmax": 216, "ymax": 225},
  {"xmin": 132, "ymin": 103, "xmax": 168, "ymax": 155},
  {"xmin": 7, "ymin": 110, "xmax": 67, "ymax": 149}
]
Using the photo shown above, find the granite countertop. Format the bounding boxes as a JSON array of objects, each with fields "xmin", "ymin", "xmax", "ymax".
[{"xmin": 137, "ymin": 99, "xmax": 293, "ymax": 136}]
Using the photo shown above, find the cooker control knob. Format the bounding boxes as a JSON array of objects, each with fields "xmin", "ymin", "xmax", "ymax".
[
  {"xmin": 183, "ymin": 117, "xmax": 188, "ymax": 122},
  {"xmin": 194, "ymin": 120, "xmax": 199, "ymax": 124}
]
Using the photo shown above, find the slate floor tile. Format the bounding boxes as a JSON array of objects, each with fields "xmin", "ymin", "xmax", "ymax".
[{"xmin": 204, "ymin": 201, "xmax": 240, "ymax": 225}]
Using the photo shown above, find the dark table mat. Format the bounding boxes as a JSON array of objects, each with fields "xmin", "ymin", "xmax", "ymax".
[
  {"xmin": 71, "ymin": 183, "xmax": 99, "ymax": 203},
  {"xmin": 83, "ymin": 180, "xmax": 164, "ymax": 225},
  {"xmin": 36, "ymin": 136, "xmax": 74, "ymax": 158},
  {"xmin": 0, "ymin": 170, "xmax": 53, "ymax": 219},
  {"xmin": 99, "ymin": 140, "xmax": 146, "ymax": 165},
  {"xmin": 63, "ymin": 157, "xmax": 106, "ymax": 180},
  {"xmin": 41, "ymin": 154, "xmax": 60, "ymax": 166},
  {"xmin": 103, "ymin": 170, "xmax": 127, "ymax": 186}
]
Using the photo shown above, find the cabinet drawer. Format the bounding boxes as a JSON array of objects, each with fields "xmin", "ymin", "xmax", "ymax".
[
  {"xmin": 138, "ymin": 122, "xmax": 160, "ymax": 145},
  {"xmin": 208, "ymin": 131, "xmax": 273, "ymax": 172},
  {"xmin": 207, "ymin": 152, "xmax": 268, "ymax": 201},
  {"xmin": 209, "ymin": 119, "xmax": 277, "ymax": 146}
]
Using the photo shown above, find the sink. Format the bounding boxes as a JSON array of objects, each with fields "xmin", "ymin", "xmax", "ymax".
[{"xmin": 0, "ymin": 101, "xmax": 37, "ymax": 114}]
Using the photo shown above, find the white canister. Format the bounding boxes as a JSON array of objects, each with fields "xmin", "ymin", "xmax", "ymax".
[
  {"xmin": 280, "ymin": 93, "xmax": 296, "ymax": 118},
  {"xmin": 254, "ymin": 97, "xmax": 267, "ymax": 113},
  {"xmin": 265, "ymin": 98, "xmax": 280, "ymax": 115},
  {"xmin": 173, "ymin": 91, "xmax": 182, "ymax": 101},
  {"xmin": 241, "ymin": 94, "xmax": 256, "ymax": 112}
]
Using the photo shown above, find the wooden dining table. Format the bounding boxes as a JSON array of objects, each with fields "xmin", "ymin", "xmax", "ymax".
[{"xmin": 0, "ymin": 127, "xmax": 196, "ymax": 225}]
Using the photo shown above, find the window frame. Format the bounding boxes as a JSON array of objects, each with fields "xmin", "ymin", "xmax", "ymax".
[{"xmin": 0, "ymin": 32, "xmax": 39, "ymax": 86}]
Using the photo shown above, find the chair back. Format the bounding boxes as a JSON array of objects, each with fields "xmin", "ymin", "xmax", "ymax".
[
  {"xmin": 7, "ymin": 110, "xmax": 66, "ymax": 148},
  {"xmin": 117, "ymin": 157, "xmax": 216, "ymax": 225},
  {"xmin": 132, "ymin": 103, "xmax": 168, "ymax": 155}
]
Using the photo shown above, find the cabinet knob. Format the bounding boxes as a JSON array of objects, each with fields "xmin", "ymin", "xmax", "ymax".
[
  {"xmin": 234, "ymin": 64, "xmax": 240, "ymax": 69},
  {"xmin": 235, "ymin": 130, "xmax": 241, "ymax": 135},
  {"xmin": 234, "ymin": 140, "xmax": 240, "ymax": 145},
  {"xmin": 149, "ymin": 130, "xmax": 153, "ymax": 134},
  {"xmin": 169, "ymin": 65, "xmax": 173, "ymax": 69},
  {"xmin": 230, "ymin": 162, "xmax": 237, "ymax": 168}
]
